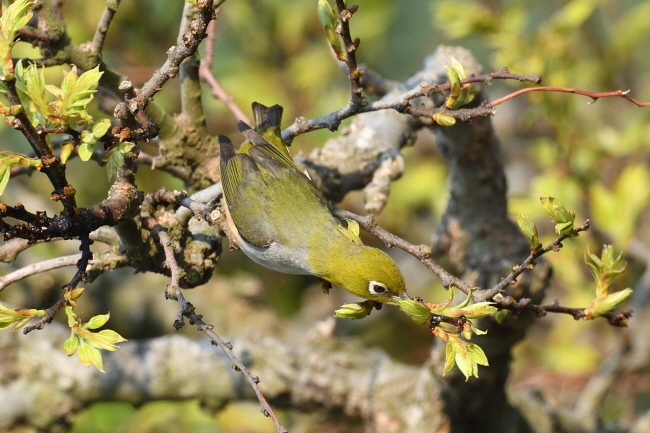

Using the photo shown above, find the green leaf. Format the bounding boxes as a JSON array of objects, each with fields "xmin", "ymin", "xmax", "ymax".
[
  {"xmin": 96, "ymin": 329, "xmax": 128, "ymax": 345},
  {"xmin": 65, "ymin": 305, "xmax": 77, "ymax": 327},
  {"xmin": 67, "ymin": 305, "xmax": 126, "ymax": 372},
  {"xmin": 494, "ymin": 309, "xmax": 509, "ymax": 323},
  {"xmin": 443, "ymin": 337, "xmax": 457, "ymax": 376},
  {"xmin": 117, "ymin": 141, "xmax": 135, "ymax": 154},
  {"xmin": 516, "ymin": 213, "xmax": 541, "ymax": 251},
  {"xmin": 78, "ymin": 132, "xmax": 96, "ymax": 162},
  {"xmin": 65, "ymin": 287, "xmax": 85, "ymax": 303},
  {"xmin": 15, "ymin": 62, "xmax": 51, "ymax": 125},
  {"xmin": 0, "ymin": 160, "xmax": 10, "ymax": 196},
  {"xmin": 318, "ymin": 0, "xmax": 338, "ymax": 30},
  {"xmin": 398, "ymin": 299, "xmax": 431, "ymax": 324},
  {"xmin": 105, "ymin": 148, "xmax": 124, "ymax": 180},
  {"xmin": 48, "ymin": 66, "xmax": 104, "ymax": 124},
  {"xmin": 318, "ymin": 0, "xmax": 345, "ymax": 60},
  {"xmin": 0, "ymin": 0, "xmax": 34, "ymax": 78},
  {"xmin": 92, "ymin": 118, "xmax": 112, "ymax": 139},
  {"xmin": 59, "ymin": 142, "xmax": 75, "ymax": 164},
  {"xmin": 540, "ymin": 196, "xmax": 575, "ymax": 235},
  {"xmin": 585, "ymin": 245, "xmax": 627, "ymax": 298}
]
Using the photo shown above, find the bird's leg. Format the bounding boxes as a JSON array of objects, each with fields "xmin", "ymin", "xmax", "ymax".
[{"xmin": 319, "ymin": 279, "xmax": 332, "ymax": 295}]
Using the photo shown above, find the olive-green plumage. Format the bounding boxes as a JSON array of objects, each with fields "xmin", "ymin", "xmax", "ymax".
[{"xmin": 219, "ymin": 102, "xmax": 408, "ymax": 305}]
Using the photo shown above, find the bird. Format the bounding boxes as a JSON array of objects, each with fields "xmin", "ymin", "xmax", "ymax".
[{"xmin": 218, "ymin": 102, "xmax": 409, "ymax": 306}]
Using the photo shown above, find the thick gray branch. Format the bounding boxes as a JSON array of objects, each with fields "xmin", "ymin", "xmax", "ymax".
[{"xmin": 0, "ymin": 319, "xmax": 445, "ymax": 432}]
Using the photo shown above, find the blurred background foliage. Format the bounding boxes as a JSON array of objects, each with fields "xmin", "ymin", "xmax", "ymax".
[{"xmin": 1, "ymin": 0, "xmax": 650, "ymax": 431}]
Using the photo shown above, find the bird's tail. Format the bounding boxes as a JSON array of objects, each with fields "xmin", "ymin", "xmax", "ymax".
[{"xmin": 251, "ymin": 102, "xmax": 288, "ymax": 156}]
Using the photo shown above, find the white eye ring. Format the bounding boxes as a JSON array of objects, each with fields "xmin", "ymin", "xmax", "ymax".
[{"xmin": 368, "ymin": 281, "xmax": 388, "ymax": 295}]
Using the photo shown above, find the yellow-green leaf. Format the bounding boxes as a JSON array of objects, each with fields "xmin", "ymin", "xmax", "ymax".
[
  {"xmin": 0, "ymin": 151, "xmax": 42, "ymax": 195},
  {"xmin": 96, "ymin": 329, "xmax": 127, "ymax": 345},
  {"xmin": 60, "ymin": 142, "xmax": 75, "ymax": 164},
  {"xmin": 442, "ymin": 334, "xmax": 489, "ymax": 381},
  {"xmin": 16, "ymin": 63, "xmax": 51, "ymax": 125},
  {"xmin": 64, "ymin": 334, "xmax": 79, "ymax": 356},
  {"xmin": 333, "ymin": 301, "xmax": 374, "ymax": 320},
  {"xmin": 585, "ymin": 288, "xmax": 633, "ymax": 319},
  {"xmin": 92, "ymin": 118, "xmax": 112, "ymax": 139},
  {"xmin": 0, "ymin": 0, "xmax": 35, "ymax": 43},
  {"xmin": 336, "ymin": 220, "xmax": 363, "ymax": 245},
  {"xmin": 78, "ymin": 139, "xmax": 95, "ymax": 162},
  {"xmin": 517, "ymin": 213, "xmax": 541, "ymax": 250},
  {"xmin": 78, "ymin": 338, "xmax": 104, "ymax": 372},
  {"xmin": 85, "ymin": 313, "xmax": 110, "ymax": 330},
  {"xmin": 433, "ymin": 112, "xmax": 456, "ymax": 126}
]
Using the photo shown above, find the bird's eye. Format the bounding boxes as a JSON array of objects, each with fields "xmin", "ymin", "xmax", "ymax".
[{"xmin": 368, "ymin": 281, "xmax": 388, "ymax": 295}]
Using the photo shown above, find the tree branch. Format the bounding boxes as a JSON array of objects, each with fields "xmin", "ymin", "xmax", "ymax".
[
  {"xmin": 148, "ymin": 219, "xmax": 288, "ymax": 433},
  {"xmin": 90, "ymin": 0, "xmax": 122, "ymax": 55}
]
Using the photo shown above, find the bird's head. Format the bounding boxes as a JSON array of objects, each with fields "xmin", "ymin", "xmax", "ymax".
[{"xmin": 311, "ymin": 244, "xmax": 409, "ymax": 305}]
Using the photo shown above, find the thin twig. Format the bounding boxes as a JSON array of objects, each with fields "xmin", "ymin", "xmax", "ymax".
[
  {"xmin": 477, "ymin": 220, "xmax": 592, "ymax": 301},
  {"xmin": 0, "ymin": 254, "xmax": 82, "ymax": 292},
  {"xmin": 488, "ymin": 86, "xmax": 650, "ymax": 108},
  {"xmin": 0, "ymin": 228, "xmax": 119, "ymax": 264},
  {"xmin": 334, "ymin": 209, "xmax": 474, "ymax": 293},
  {"xmin": 115, "ymin": 0, "xmax": 216, "ymax": 120},
  {"xmin": 138, "ymin": 152, "xmax": 191, "ymax": 183},
  {"xmin": 152, "ymin": 222, "xmax": 288, "ymax": 433},
  {"xmin": 334, "ymin": 0, "xmax": 364, "ymax": 108},
  {"xmin": 494, "ymin": 296, "xmax": 633, "ymax": 327},
  {"xmin": 23, "ymin": 296, "xmax": 68, "ymax": 334},
  {"xmin": 282, "ymin": 69, "xmax": 542, "ymax": 143},
  {"xmin": 91, "ymin": 0, "xmax": 122, "ymax": 55},
  {"xmin": 0, "ymin": 250, "xmax": 127, "ymax": 292}
]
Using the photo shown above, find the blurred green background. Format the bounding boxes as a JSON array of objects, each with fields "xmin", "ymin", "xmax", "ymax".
[{"xmin": 1, "ymin": 0, "xmax": 650, "ymax": 431}]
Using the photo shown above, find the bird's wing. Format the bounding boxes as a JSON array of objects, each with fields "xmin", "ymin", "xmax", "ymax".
[{"xmin": 219, "ymin": 130, "xmax": 332, "ymax": 248}]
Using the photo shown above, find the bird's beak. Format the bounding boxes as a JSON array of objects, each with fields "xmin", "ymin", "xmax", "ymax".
[{"xmin": 396, "ymin": 292, "xmax": 411, "ymax": 301}]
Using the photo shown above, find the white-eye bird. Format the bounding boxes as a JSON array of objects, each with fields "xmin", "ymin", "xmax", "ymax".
[{"xmin": 219, "ymin": 102, "xmax": 409, "ymax": 306}]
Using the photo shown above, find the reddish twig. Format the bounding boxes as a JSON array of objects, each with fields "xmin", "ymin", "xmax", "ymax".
[
  {"xmin": 282, "ymin": 68, "xmax": 543, "ymax": 142},
  {"xmin": 198, "ymin": 13, "xmax": 250, "ymax": 123},
  {"xmin": 23, "ymin": 296, "xmax": 68, "ymax": 334},
  {"xmin": 488, "ymin": 87, "xmax": 650, "ymax": 108}
]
